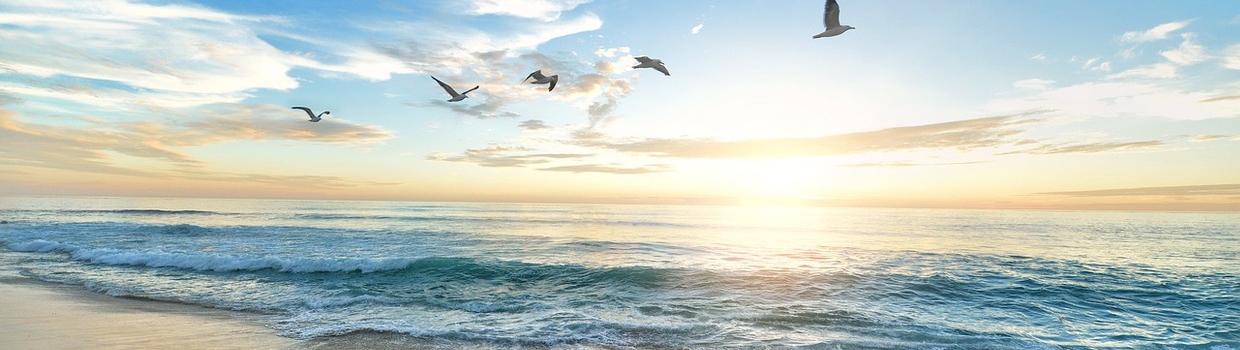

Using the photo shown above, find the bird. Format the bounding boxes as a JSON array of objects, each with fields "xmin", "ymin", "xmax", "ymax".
[
  {"xmin": 813, "ymin": 0, "xmax": 855, "ymax": 39},
  {"xmin": 632, "ymin": 56, "xmax": 670, "ymax": 76},
  {"xmin": 290, "ymin": 106, "xmax": 329, "ymax": 122},
  {"xmin": 432, "ymin": 76, "xmax": 479, "ymax": 102},
  {"xmin": 521, "ymin": 70, "xmax": 559, "ymax": 92}
]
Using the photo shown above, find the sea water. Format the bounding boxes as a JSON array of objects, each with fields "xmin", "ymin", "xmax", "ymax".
[{"xmin": 0, "ymin": 197, "xmax": 1236, "ymax": 349}]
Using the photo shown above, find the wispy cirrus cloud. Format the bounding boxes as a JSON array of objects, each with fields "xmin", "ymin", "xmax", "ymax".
[
  {"xmin": 1005, "ymin": 140, "xmax": 1164, "ymax": 155},
  {"xmin": 1121, "ymin": 20, "xmax": 1192, "ymax": 43},
  {"xmin": 575, "ymin": 113, "xmax": 1046, "ymax": 159},
  {"xmin": 0, "ymin": 0, "xmax": 301, "ymax": 103},
  {"xmin": 840, "ymin": 160, "xmax": 988, "ymax": 168},
  {"xmin": 519, "ymin": 119, "xmax": 552, "ymax": 130},
  {"xmin": 1225, "ymin": 44, "xmax": 1240, "ymax": 70},
  {"xmin": 459, "ymin": 0, "xmax": 593, "ymax": 21},
  {"xmin": 1036, "ymin": 184, "xmax": 1240, "ymax": 197},
  {"xmin": 540, "ymin": 163, "xmax": 670, "ymax": 174},
  {"xmin": 0, "ymin": 105, "xmax": 391, "ymax": 177},
  {"xmin": 427, "ymin": 145, "xmax": 593, "ymax": 168}
]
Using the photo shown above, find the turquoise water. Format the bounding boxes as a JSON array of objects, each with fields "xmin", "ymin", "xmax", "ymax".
[{"xmin": 1, "ymin": 197, "xmax": 1237, "ymax": 349}]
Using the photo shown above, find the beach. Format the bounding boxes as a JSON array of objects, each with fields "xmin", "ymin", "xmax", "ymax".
[{"xmin": 0, "ymin": 273, "xmax": 298, "ymax": 350}]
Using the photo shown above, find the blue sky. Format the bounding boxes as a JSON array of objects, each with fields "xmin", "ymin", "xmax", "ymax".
[{"xmin": 1, "ymin": 0, "xmax": 1238, "ymax": 210}]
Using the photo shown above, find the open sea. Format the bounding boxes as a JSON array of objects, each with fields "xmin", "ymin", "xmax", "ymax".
[{"xmin": 0, "ymin": 197, "xmax": 1236, "ymax": 349}]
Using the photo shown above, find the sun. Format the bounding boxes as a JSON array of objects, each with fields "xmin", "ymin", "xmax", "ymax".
[{"xmin": 736, "ymin": 159, "xmax": 826, "ymax": 201}]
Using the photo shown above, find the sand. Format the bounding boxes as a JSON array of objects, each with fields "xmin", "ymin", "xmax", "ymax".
[
  {"xmin": 0, "ymin": 275, "xmax": 610, "ymax": 349},
  {"xmin": 0, "ymin": 275, "xmax": 299, "ymax": 350}
]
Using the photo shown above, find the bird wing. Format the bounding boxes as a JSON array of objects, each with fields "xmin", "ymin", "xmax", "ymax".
[
  {"xmin": 824, "ymin": 0, "xmax": 841, "ymax": 29},
  {"xmin": 653, "ymin": 64, "xmax": 670, "ymax": 76},
  {"xmin": 432, "ymin": 76, "xmax": 459, "ymax": 97},
  {"xmin": 635, "ymin": 56, "xmax": 652, "ymax": 64},
  {"xmin": 291, "ymin": 106, "xmax": 315, "ymax": 118},
  {"xmin": 548, "ymin": 75, "xmax": 558, "ymax": 91},
  {"xmin": 461, "ymin": 85, "xmax": 480, "ymax": 95}
]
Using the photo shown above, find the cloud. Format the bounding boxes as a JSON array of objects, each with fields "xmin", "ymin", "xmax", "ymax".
[
  {"xmin": 990, "ymin": 82, "xmax": 1240, "ymax": 120},
  {"xmin": 1006, "ymin": 141, "xmax": 1164, "ymax": 155},
  {"xmin": 460, "ymin": 0, "xmax": 593, "ymax": 21},
  {"xmin": 427, "ymin": 145, "xmax": 593, "ymax": 168},
  {"xmin": 1030, "ymin": 53, "xmax": 1048, "ymax": 62},
  {"xmin": 429, "ymin": 100, "xmax": 521, "ymax": 119},
  {"xmin": 691, "ymin": 23, "xmax": 705, "ymax": 35},
  {"xmin": 1160, "ymin": 33, "xmax": 1208, "ymax": 66},
  {"xmin": 1109, "ymin": 63, "xmax": 1178, "ymax": 79},
  {"xmin": 576, "ymin": 113, "xmax": 1046, "ymax": 159},
  {"xmin": 1013, "ymin": 78, "xmax": 1055, "ymax": 90},
  {"xmin": 1225, "ymin": 44, "xmax": 1240, "ymax": 70},
  {"xmin": 539, "ymin": 164, "xmax": 669, "ymax": 174},
  {"xmin": 1036, "ymin": 184, "xmax": 1240, "ymax": 197},
  {"xmin": 0, "ymin": 0, "xmax": 301, "ymax": 101},
  {"xmin": 1121, "ymin": 20, "xmax": 1192, "ymax": 42},
  {"xmin": 840, "ymin": 160, "xmax": 988, "ymax": 167},
  {"xmin": 1200, "ymin": 95, "xmax": 1240, "ymax": 103},
  {"xmin": 1190, "ymin": 134, "xmax": 1228, "ymax": 142},
  {"xmin": 519, "ymin": 119, "xmax": 551, "ymax": 130},
  {"xmin": 0, "ymin": 105, "xmax": 391, "ymax": 177}
]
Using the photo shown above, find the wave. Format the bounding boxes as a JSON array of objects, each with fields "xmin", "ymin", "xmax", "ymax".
[
  {"xmin": 6, "ymin": 239, "xmax": 416, "ymax": 273},
  {"xmin": 63, "ymin": 209, "xmax": 226, "ymax": 215},
  {"xmin": 292, "ymin": 212, "xmax": 700, "ymax": 229},
  {"xmin": 156, "ymin": 223, "xmax": 216, "ymax": 236}
]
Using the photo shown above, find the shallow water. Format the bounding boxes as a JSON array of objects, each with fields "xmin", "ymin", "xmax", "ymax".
[{"xmin": 1, "ymin": 197, "xmax": 1237, "ymax": 349}]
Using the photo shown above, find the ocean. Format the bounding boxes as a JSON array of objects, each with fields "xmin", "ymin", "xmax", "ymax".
[{"xmin": 0, "ymin": 197, "xmax": 1236, "ymax": 349}]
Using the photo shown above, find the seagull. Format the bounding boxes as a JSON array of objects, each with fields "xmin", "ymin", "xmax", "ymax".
[
  {"xmin": 521, "ymin": 69, "xmax": 559, "ymax": 92},
  {"xmin": 432, "ymin": 76, "xmax": 479, "ymax": 102},
  {"xmin": 813, "ymin": 0, "xmax": 855, "ymax": 39},
  {"xmin": 290, "ymin": 106, "xmax": 329, "ymax": 122},
  {"xmin": 632, "ymin": 56, "xmax": 670, "ymax": 76}
]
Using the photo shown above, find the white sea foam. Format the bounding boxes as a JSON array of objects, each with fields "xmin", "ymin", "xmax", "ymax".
[
  {"xmin": 72, "ymin": 249, "xmax": 416, "ymax": 273},
  {"xmin": 7, "ymin": 239, "xmax": 76, "ymax": 253},
  {"xmin": 9, "ymin": 239, "xmax": 416, "ymax": 273}
]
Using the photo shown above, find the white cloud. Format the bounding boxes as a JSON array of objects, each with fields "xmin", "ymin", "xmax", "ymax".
[
  {"xmin": 462, "ymin": 0, "xmax": 593, "ymax": 21},
  {"xmin": 691, "ymin": 23, "xmax": 705, "ymax": 35},
  {"xmin": 1160, "ymin": 33, "xmax": 1208, "ymax": 66},
  {"xmin": 1225, "ymin": 43, "xmax": 1240, "ymax": 70},
  {"xmin": 1121, "ymin": 20, "xmax": 1192, "ymax": 42},
  {"xmin": 1030, "ymin": 53, "xmax": 1048, "ymax": 62},
  {"xmin": 1108, "ymin": 63, "xmax": 1178, "ymax": 80},
  {"xmin": 1013, "ymin": 78, "xmax": 1055, "ymax": 90},
  {"xmin": 0, "ymin": 1, "xmax": 299, "ymax": 98},
  {"xmin": 989, "ymin": 82, "xmax": 1240, "ymax": 120}
]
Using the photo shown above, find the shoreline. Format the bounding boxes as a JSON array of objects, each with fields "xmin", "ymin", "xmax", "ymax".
[
  {"xmin": 0, "ymin": 275, "xmax": 595, "ymax": 350},
  {"xmin": 0, "ymin": 274, "xmax": 300, "ymax": 350}
]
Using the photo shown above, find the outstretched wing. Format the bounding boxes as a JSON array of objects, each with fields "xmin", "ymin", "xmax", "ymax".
[
  {"xmin": 653, "ymin": 64, "xmax": 670, "ymax": 76},
  {"xmin": 431, "ymin": 76, "xmax": 459, "ymax": 96},
  {"xmin": 548, "ymin": 75, "xmax": 558, "ymax": 91},
  {"xmin": 634, "ymin": 56, "xmax": 652, "ymax": 64},
  {"xmin": 291, "ymin": 106, "xmax": 315, "ymax": 118},
  {"xmin": 824, "ymin": 0, "xmax": 841, "ymax": 29},
  {"xmin": 460, "ymin": 85, "xmax": 480, "ymax": 95},
  {"xmin": 531, "ymin": 70, "xmax": 547, "ymax": 81}
]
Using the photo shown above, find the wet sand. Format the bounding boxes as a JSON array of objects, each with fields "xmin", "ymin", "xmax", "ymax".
[
  {"xmin": 0, "ymin": 276, "xmax": 299, "ymax": 350},
  {"xmin": 0, "ymin": 276, "xmax": 561, "ymax": 350}
]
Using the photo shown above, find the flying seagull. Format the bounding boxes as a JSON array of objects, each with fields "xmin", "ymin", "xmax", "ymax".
[
  {"xmin": 632, "ymin": 56, "xmax": 670, "ymax": 76},
  {"xmin": 432, "ymin": 76, "xmax": 479, "ymax": 102},
  {"xmin": 290, "ymin": 106, "xmax": 328, "ymax": 122},
  {"xmin": 813, "ymin": 0, "xmax": 855, "ymax": 39},
  {"xmin": 521, "ymin": 69, "xmax": 559, "ymax": 92}
]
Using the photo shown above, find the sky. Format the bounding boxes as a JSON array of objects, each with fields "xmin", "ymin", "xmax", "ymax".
[{"xmin": 1, "ymin": 0, "xmax": 1239, "ymax": 210}]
